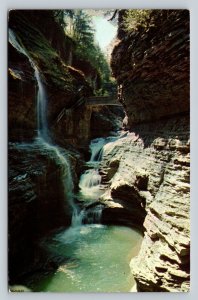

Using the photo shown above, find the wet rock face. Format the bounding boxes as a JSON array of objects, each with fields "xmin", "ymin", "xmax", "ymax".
[
  {"xmin": 99, "ymin": 115, "xmax": 190, "ymax": 291},
  {"xmin": 90, "ymin": 106, "xmax": 124, "ymax": 139},
  {"xmin": 111, "ymin": 10, "xmax": 189, "ymax": 127},
  {"xmin": 8, "ymin": 142, "xmax": 79, "ymax": 282},
  {"xmin": 52, "ymin": 104, "xmax": 125, "ymax": 150},
  {"xmin": 8, "ymin": 42, "xmax": 92, "ymax": 146},
  {"xmin": 8, "ymin": 10, "xmax": 93, "ymax": 146},
  {"xmin": 8, "ymin": 44, "xmax": 37, "ymax": 141}
]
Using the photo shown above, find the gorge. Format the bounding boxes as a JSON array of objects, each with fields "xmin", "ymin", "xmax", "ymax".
[{"xmin": 8, "ymin": 9, "xmax": 190, "ymax": 293}]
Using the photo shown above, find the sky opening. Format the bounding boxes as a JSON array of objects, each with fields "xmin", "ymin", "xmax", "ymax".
[{"xmin": 92, "ymin": 16, "xmax": 117, "ymax": 52}]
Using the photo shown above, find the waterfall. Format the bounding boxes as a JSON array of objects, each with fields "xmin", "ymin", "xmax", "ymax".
[
  {"xmin": 85, "ymin": 205, "xmax": 103, "ymax": 224},
  {"xmin": 34, "ymin": 69, "xmax": 49, "ymax": 141},
  {"xmin": 79, "ymin": 136, "xmax": 119, "ymax": 200},
  {"xmin": 41, "ymin": 142, "xmax": 75, "ymax": 210},
  {"xmin": 89, "ymin": 136, "xmax": 119, "ymax": 162},
  {"xmin": 9, "ymin": 29, "xmax": 27, "ymax": 56},
  {"xmin": 79, "ymin": 169, "xmax": 101, "ymax": 198},
  {"xmin": 9, "ymin": 29, "xmax": 76, "ymax": 216},
  {"xmin": 79, "ymin": 138, "xmax": 105, "ymax": 201},
  {"xmin": 9, "ymin": 29, "xmax": 49, "ymax": 141},
  {"xmin": 89, "ymin": 138, "xmax": 106, "ymax": 161},
  {"xmin": 9, "ymin": 29, "xmax": 118, "ymax": 230},
  {"xmin": 78, "ymin": 137, "xmax": 115, "ymax": 223},
  {"xmin": 71, "ymin": 205, "xmax": 103, "ymax": 227},
  {"xmin": 71, "ymin": 209, "xmax": 86, "ymax": 227}
]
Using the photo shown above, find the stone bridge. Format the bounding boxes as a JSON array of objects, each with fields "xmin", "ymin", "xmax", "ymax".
[
  {"xmin": 55, "ymin": 95, "xmax": 122, "ymax": 124},
  {"xmin": 86, "ymin": 96, "xmax": 122, "ymax": 106}
]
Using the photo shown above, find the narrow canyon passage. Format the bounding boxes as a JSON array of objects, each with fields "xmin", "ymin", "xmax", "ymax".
[{"xmin": 8, "ymin": 9, "xmax": 190, "ymax": 293}]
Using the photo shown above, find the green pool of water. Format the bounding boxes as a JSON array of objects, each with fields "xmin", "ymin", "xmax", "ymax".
[{"xmin": 25, "ymin": 224, "xmax": 142, "ymax": 292}]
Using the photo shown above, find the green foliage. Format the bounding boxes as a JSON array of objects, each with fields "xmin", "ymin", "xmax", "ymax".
[
  {"xmin": 53, "ymin": 9, "xmax": 111, "ymax": 94},
  {"xmin": 123, "ymin": 10, "xmax": 153, "ymax": 32},
  {"xmin": 73, "ymin": 11, "xmax": 111, "ymax": 93},
  {"xmin": 53, "ymin": 10, "xmax": 74, "ymax": 29},
  {"xmin": 12, "ymin": 14, "xmax": 74, "ymax": 93},
  {"xmin": 72, "ymin": 10, "xmax": 94, "ymax": 42}
]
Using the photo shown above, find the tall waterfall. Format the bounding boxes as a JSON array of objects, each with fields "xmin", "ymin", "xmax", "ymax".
[
  {"xmin": 9, "ymin": 29, "xmax": 49, "ymax": 141},
  {"xmin": 9, "ymin": 29, "xmax": 76, "ymax": 216},
  {"xmin": 34, "ymin": 69, "xmax": 49, "ymax": 141},
  {"xmin": 9, "ymin": 29, "xmax": 120, "ymax": 229},
  {"xmin": 89, "ymin": 138, "xmax": 106, "ymax": 162}
]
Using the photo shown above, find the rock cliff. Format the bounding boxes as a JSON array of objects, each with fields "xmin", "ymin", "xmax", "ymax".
[
  {"xmin": 103, "ymin": 9, "xmax": 190, "ymax": 292},
  {"xmin": 111, "ymin": 10, "xmax": 189, "ymax": 127}
]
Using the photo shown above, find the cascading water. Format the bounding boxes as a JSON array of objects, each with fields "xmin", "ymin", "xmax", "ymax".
[
  {"xmin": 79, "ymin": 169, "xmax": 102, "ymax": 198},
  {"xmin": 79, "ymin": 136, "xmax": 118, "ymax": 202},
  {"xmin": 9, "ymin": 29, "xmax": 143, "ymax": 293},
  {"xmin": 89, "ymin": 138, "xmax": 106, "ymax": 162},
  {"xmin": 85, "ymin": 204, "xmax": 104, "ymax": 224},
  {"xmin": 9, "ymin": 29, "xmax": 49, "ymax": 141},
  {"xmin": 89, "ymin": 136, "xmax": 118, "ymax": 162},
  {"xmin": 9, "ymin": 29, "xmax": 76, "ymax": 217},
  {"xmin": 34, "ymin": 69, "xmax": 49, "ymax": 141},
  {"xmin": 9, "ymin": 29, "xmax": 120, "ymax": 227}
]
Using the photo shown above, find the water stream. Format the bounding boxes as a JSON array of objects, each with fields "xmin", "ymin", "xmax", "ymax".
[
  {"xmin": 9, "ymin": 29, "xmax": 143, "ymax": 292},
  {"xmin": 78, "ymin": 136, "xmax": 117, "ymax": 202},
  {"xmin": 9, "ymin": 29, "xmax": 76, "ymax": 214},
  {"xmin": 23, "ymin": 225, "xmax": 142, "ymax": 292}
]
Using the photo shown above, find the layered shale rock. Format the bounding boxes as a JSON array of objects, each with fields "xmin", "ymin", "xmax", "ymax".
[
  {"xmin": 99, "ymin": 116, "xmax": 190, "ymax": 291},
  {"xmin": 106, "ymin": 9, "xmax": 190, "ymax": 292},
  {"xmin": 111, "ymin": 10, "xmax": 189, "ymax": 128}
]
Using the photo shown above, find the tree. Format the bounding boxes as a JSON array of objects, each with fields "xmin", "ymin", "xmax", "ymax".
[
  {"xmin": 122, "ymin": 10, "xmax": 153, "ymax": 32},
  {"xmin": 53, "ymin": 9, "xmax": 111, "ymax": 94}
]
